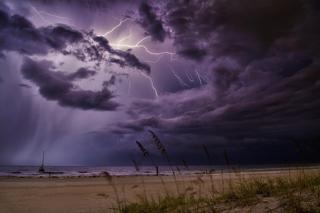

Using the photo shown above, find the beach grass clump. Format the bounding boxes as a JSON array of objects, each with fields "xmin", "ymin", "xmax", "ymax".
[
  {"xmin": 117, "ymin": 171, "xmax": 320, "ymax": 213},
  {"xmin": 120, "ymin": 195, "xmax": 212, "ymax": 213},
  {"xmin": 119, "ymin": 130, "xmax": 320, "ymax": 212},
  {"xmin": 221, "ymin": 172, "xmax": 320, "ymax": 203},
  {"xmin": 282, "ymin": 189, "xmax": 320, "ymax": 213}
]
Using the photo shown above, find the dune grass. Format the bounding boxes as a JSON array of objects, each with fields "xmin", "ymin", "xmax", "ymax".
[
  {"xmin": 112, "ymin": 170, "xmax": 320, "ymax": 213},
  {"xmin": 112, "ymin": 132, "xmax": 320, "ymax": 212}
]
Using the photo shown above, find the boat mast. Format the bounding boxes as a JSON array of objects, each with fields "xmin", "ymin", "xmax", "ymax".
[
  {"xmin": 42, "ymin": 151, "xmax": 44, "ymax": 167},
  {"xmin": 39, "ymin": 151, "xmax": 45, "ymax": 173}
]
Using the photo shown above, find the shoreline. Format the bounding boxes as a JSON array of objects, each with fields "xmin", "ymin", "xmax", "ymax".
[{"xmin": 1, "ymin": 164, "xmax": 320, "ymax": 179}]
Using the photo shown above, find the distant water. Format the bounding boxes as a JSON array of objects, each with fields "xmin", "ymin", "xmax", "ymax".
[
  {"xmin": 0, "ymin": 165, "xmax": 204, "ymax": 177},
  {"xmin": 1, "ymin": 164, "xmax": 318, "ymax": 177}
]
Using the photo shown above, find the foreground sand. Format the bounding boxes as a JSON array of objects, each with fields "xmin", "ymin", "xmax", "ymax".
[{"xmin": 0, "ymin": 167, "xmax": 319, "ymax": 213}]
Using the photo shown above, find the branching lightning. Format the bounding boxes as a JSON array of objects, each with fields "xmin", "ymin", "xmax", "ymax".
[
  {"xmin": 28, "ymin": 4, "xmax": 166, "ymax": 100},
  {"xmin": 100, "ymin": 18, "xmax": 175, "ymax": 99},
  {"xmin": 141, "ymin": 73, "xmax": 159, "ymax": 98},
  {"xmin": 195, "ymin": 69, "xmax": 204, "ymax": 86},
  {"xmin": 169, "ymin": 66, "xmax": 189, "ymax": 87},
  {"xmin": 117, "ymin": 28, "xmax": 132, "ymax": 45},
  {"xmin": 110, "ymin": 36, "xmax": 175, "ymax": 58},
  {"xmin": 100, "ymin": 18, "xmax": 175, "ymax": 59},
  {"xmin": 185, "ymin": 71, "xmax": 194, "ymax": 82},
  {"xmin": 28, "ymin": 4, "xmax": 212, "ymax": 104},
  {"xmin": 38, "ymin": 11, "xmax": 71, "ymax": 21},
  {"xmin": 30, "ymin": 5, "xmax": 50, "ymax": 24},
  {"xmin": 30, "ymin": 4, "xmax": 72, "ymax": 25},
  {"xmin": 102, "ymin": 18, "xmax": 130, "ymax": 37}
]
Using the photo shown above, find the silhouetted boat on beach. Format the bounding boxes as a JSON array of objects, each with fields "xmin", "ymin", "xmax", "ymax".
[
  {"xmin": 37, "ymin": 151, "xmax": 64, "ymax": 175},
  {"xmin": 38, "ymin": 151, "xmax": 45, "ymax": 173}
]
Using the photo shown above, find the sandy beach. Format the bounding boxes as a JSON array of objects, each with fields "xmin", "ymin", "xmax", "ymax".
[{"xmin": 1, "ymin": 167, "xmax": 319, "ymax": 213}]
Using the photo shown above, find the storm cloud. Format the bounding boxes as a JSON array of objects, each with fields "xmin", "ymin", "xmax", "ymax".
[
  {"xmin": 1, "ymin": 0, "xmax": 320, "ymax": 165},
  {"xmin": 0, "ymin": 4, "xmax": 152, "ymax": 110},
  {"xmin": 0, "ymin": 5, "xmax": 151, "ymax": 72},
  {"xmin": 67, "ymin": 67, "xmax": 96, "ymax": 80},
  {"xmin": 138, "ymin": 1, "xmax": 166, "ymax": 42},
  {"xmin": 0, "ymin": 10, "xmax": 83, "ymax": 55},
  {"xmin": 115, "ymin": 0, "xmax": 320, "ymax": 148},
  {"xmin": 21, "ymin": 58, "xmax": 119, "ymax": 111}
]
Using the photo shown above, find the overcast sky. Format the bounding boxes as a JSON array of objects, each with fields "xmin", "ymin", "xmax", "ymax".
[{"xmin": 1, "ymin": 0, "xmax": 320, "ymax": 166}]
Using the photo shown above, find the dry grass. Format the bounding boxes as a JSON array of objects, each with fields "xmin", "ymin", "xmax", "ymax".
[
  {"xmin": 105, "ymin": 169, "xmax": 320, "ymax": 213},
  {"xmin": 119, "ymin": 131, "xmax": 320, "ymax": 212}
]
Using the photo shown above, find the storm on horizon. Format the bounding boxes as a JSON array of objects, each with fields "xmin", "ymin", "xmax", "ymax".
[{"xmin": 1, "ymin": 0, "xmax": 320, "ymax": 166}]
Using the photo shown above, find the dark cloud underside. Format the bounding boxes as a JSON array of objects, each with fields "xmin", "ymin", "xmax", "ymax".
[
  {"xmin": 0, "ymin": 5, "xmax": 151, "ymax": 110},
  {"xmin": 116, "ymin": 0, "xmax": 320, "ymax": 146},
  {"xmin": 21, "ymin": 58, "xmax": 119, "ymax": 110}
]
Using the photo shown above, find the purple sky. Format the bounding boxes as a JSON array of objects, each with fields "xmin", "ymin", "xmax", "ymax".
[{"xmin": 0, "ymin": 0, "xmax": 320, "ymax": 166}]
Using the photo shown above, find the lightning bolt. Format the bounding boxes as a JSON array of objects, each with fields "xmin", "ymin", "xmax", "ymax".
[
  {"xmin": 30, "ymin": 5, "xmax": 50, "ymax": 24},
  {"xmin": 100, "ymin": 17, "xmax": 176, "ymax": 63},
  {"xmin": 102, "ymin": 18, "xmax": 130, "ymax": 37},
  {"xmin": 195, "ymin": 69, "xmax": 204, "ymax": 86},
  {"xmin": 123, "ymin": 71, "xmax": 158, "ymax": 98},
  {"xmin": 202, "ymin": 74, "xmax": 210, "ymax": 82},
  {"xmin": 111, "ymin": 37, "xmax": 175, "ymax": 57},
  {"xmin": 101, "ymin": 19, "xmax": 180, "ymax": 99},
  {"xmin": 38, "ymin": 11, "xmax": 71, "ymax": 21},
  {"xmin": 144, "ymin": 55, "xmax": 164, "ymax": 64},
  {"xmin": 101, "ymin": 19, "xmax": 175, "ymax": 63},
  {"xmin": 117, "ymin": 28, "xmax": 132, "ymax": 45},
  {"xmin": 185, "ymin": 71, "xmax": 194, "ymax": 82},
  {"xmin": 142, "ymin": 73, "xmax": 159, "ymax": 98},
  {"xmin": 169, "ymin": 66, "xmax": 189, "ymax": 87},
  {"xmin": 30, "ymin": 5, "xmax": 161, "ymax": 99},
  {"xmin": 30, "ymin": 4, "xmax": 76, "ymax": 28}
]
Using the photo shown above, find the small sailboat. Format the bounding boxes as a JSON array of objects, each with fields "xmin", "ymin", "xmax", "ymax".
[{"xmin": 38, "ymin": 151, "xmax": 45, "ymax": 173}]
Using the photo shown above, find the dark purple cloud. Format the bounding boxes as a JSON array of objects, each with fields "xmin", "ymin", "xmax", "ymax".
[
  {"xmin": 113, "ymin": 0, "xmax": 320, "ymax": 148},
  {"xmin": 102, "ymin": 75, "xmax": 116, "ymax": 88},
  {"xmin": 0, "ymin": 10, "xmax": 84, "ymax": 55},
  {"xmin": 21, "ymin": 58, "xmax": 119, "ymax": 111},
  {"xmin": 19, "ymin": 83, "xmax": 31, "ymax": 88},
  {"xmin": 0, "ymin": 4, "xmax": 153, "ymax": 111},
  {"xmin": 164, "ymin": 0, "xmax": 310, "ymax": 62},
  {"xmin": 27, "ymin": 0, "xmax": 132, "ymax": 10},
  {"xmin": 138, "ymin": 1, "xmax": 166, "ymax": 42},
  {"xmin": 67, "ymin": 67, "xmax": 96, "ymax": 80},
  {"xmin": 1, "ymin": 0, "xmax": 320, "ymax": 165},
  {"xmin": 42, "ymin": 24, "xmax": 83, "ymax": 49},
  {"xmin": 0, "ymin": 5, "xmax": 151, "ymax": 73},
  {"xmin": 93, "ymin": 36, "xmax": 151, "ymax": 74}
]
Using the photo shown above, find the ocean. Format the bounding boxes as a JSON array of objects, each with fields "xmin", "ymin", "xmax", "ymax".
[
  {"xmin": 0, "ymin": 164, "xmax": 317, "ymax": 177},
  {"xmin": 0, "ymin": 165, "xmax": 211, "ymax": 177}
]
